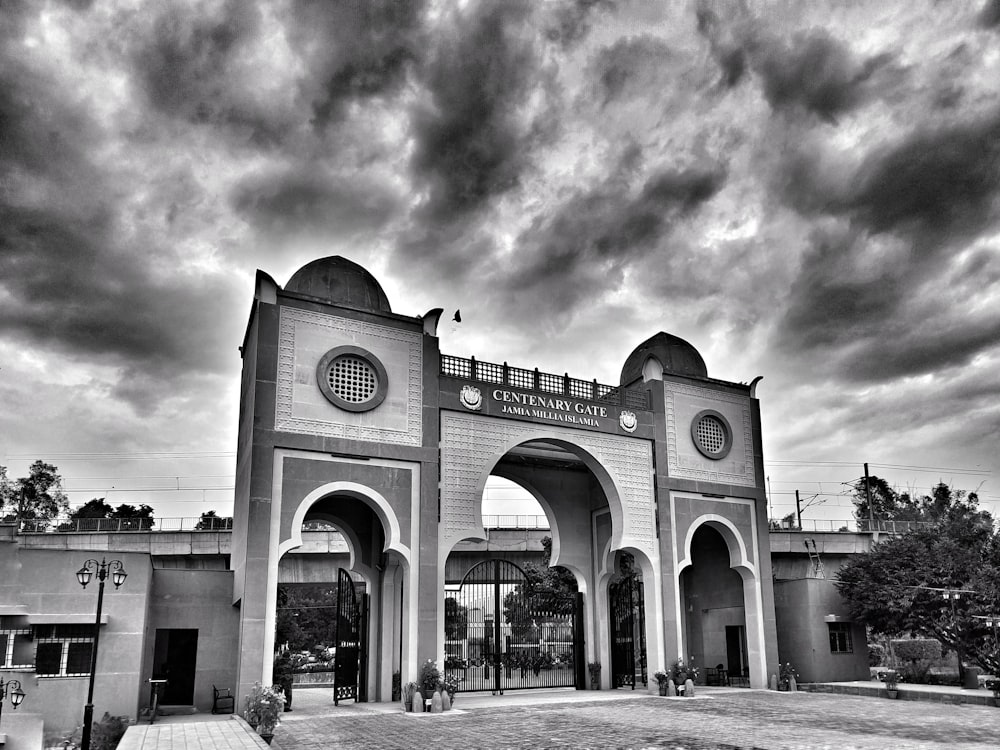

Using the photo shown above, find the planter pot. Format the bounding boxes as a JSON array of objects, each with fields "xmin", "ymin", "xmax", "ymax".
[
  {"xmin": 658, "ymin": 684, "xmax": 668, "ymax": 696},
  {"xmin": 886, "ymin": 689, "xmax": 899, "ymax": 700}
]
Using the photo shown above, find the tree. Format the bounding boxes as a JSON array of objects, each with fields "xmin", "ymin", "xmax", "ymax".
[
  {"xmin": 275, "ymin": 584, "xmax": 340, "ymax": 653},
  {"xmin": 851, "ymin": 475, "xmax": 988, "ymax": 528},
  {"xmin": 70, "ymin": 498, "xmax": 115, "ymax": 519},
  {"xmin": 0, "ymin": 461, "xmax": 69, "ymax": 523},
  {"xmin": 835, "ymin": 483, "xmax": 1000, "ymax": 675},
  {"xmin": 63, "ymin": 498, "xmax": 155, "ymax": 530},
  {"xmin": 195, "ymin": 510, "xmax": 233, "ymax": 530},
  {"xmin": 502, "ymin": 537, "xmax": 578, "ymax": 641}
]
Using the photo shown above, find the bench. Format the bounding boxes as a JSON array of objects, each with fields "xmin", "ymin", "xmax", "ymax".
[
  {"xmin": 212, "ymin": 685, "xmax": 235, "ymax": 714},
  {"xmin": 706, "ymin": 666, "xmax": 729, "ymax": 686}
]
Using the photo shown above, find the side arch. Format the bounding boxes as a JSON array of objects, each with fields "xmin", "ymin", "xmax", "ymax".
[
  {"xmin": 673, "ymin": 513, "xmax": 767, "ymax": 688},
  {"xmin": 676, "ymin": 514, "xmax": 756, "ymax": 578},
  {"xmin": 279, "ymin": 481, "xmax": 411, "ymax": 566}
]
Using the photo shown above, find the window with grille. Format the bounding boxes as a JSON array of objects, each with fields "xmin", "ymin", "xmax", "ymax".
[
  {"xmin": 828, "ymin": 622, "xmax": 853, "ymax": 653},
  {"xmin": 34, "ymin": 624, "xmax": 95, "ymax": 677},
  {"xmin": 0, "ymin": 629, "xmax": 34, "ymax": 669},
  {"xmin": 690, "ymin": 409, "xmax": 733, "ymax": 460},
  {"xmin": 316, "ymin": 346, "xmax": 388, "ymax": 412}
]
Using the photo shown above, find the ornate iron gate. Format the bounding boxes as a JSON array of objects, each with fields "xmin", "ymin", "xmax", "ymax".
[
  {"xmin": 609, "ymin": 574, "xmax": 646, "ymax": 689},
  {"xmin": 445, "ymin": 559, "xmax": 582, "ymax": 693},
  {"xmin": 333, "ymin": 569, "xmax": 368, "ymax": 705}
]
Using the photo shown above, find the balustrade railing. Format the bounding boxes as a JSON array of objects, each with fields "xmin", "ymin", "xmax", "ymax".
[
  {"xmin": 14, "ymin": 516, "xmax": 234, "ymax": 533},
  {"xmin": 441, "ymin": 354, "xmax": 650, "ymax": 410},
  {"xmin": 768, "ymin": 518, "xmax": 933, "ymax": 534}
]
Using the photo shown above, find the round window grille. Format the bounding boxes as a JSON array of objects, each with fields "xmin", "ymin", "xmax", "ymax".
[
  {"xmin": 317, "ymin": 346, "xmax": 388, "ymax": 412},
  {"xmin": 690, "ymin": 409, "xmax": 733, "ymax": 460},
  {"xmin": 328, "ymin": 356, "xmax": 378, "ymax": 403}
]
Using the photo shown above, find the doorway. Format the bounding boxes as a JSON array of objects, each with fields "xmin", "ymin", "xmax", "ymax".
[
  {"xmin": 725, "ymin": 625, "xmax": 748, "ymax": 686},
  {"xmin": 153, "ymin": 628, "xmax": 198, "ymax": 704}
]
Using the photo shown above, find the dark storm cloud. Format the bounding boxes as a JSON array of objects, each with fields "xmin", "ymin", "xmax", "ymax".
[
  {"xmin": 409, "ymin": 0, "xmax": 546, "ymax": 222},
  {"xmin": 0, "ymin": 6, "xmax": 240, "ymax": 412},
  {"xmin": 980, "ymin": 0, "xmax": 1000, "ymax": 27},
  {"xmin": 288, "ymin": 0, "xmax": 426, "ymax": 131},
  {"xmin": 778, "ymin": 108, "xmax": 1000, "ymax": 240},
  {"xmin": 695, "ymin": 2, "xmax": 748, "ymax": 88},
  {"xmin": 593, "ymin": 36, "xmax": 674, "ymax": 105},
  {"xmin": 0, "ymin": 203, "xmax": 238, "ymax": 381},
  {"xmin": 544, "ymin": 0, "xmax": 615, "ymax": 48},
  {"xmin": 131, "ymin": 1, "xmax": 288, "ymax": 147},
  {"xmin": 695, "ymin": 4, "xmax": 901, "ymax": 121},
  {"xmin": 752, "ymin": 30, "xmax": 894, "ymax": 122},
  {"xmin": 231, "ymin": 169, "xmax": 402, "ymax": 237},
  {"xmin": 498, "ymin": 163, "xmax": 727, "ymax": 323},
  {"xmin": 846, "ymin": 112, "xmax": 1000, "ymax": 239}
]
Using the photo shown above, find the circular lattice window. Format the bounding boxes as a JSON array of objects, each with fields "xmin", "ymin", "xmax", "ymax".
[
  {"xmin": 317, "ymin": 346, "xmax": 388, "ymax": 412},
  {"xmin": 690, "ymin": 409, "xmax": 733, "ymax": 460}
]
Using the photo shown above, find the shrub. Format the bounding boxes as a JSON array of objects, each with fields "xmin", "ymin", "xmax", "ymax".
[
  {"xmin": 892, "ymin": 638, "xmax": 941, "ymax": 684},
  {"xmin": 392, "ymin": 671, "xmax": 401, "ymax": 702},
  {"xmin": 90, "ymin": 712, "xmax": 129, "ymax": 750},
  {"xmin": 420, "ymin": 659, "xmax": 442, "ymax": 696},
  {"xmin": 867, "ymin": 642, "xmax": 886, "ymax": 667},
  {"xmin": 892, "ymin": 639, "xmax": 941, "ymax": 662}
]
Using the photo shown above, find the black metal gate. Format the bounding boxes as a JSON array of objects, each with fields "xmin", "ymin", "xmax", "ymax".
[
  {"xmin": 333, "ymin": 569, "xmax": 368, "ymax": 705},
  {"xmin": 609, "ymin": 574, "xmax": 646, "ymax": 689},
  {"xmin": 445, "ymin": 559, "xmax": 583, "ymax": 693}
]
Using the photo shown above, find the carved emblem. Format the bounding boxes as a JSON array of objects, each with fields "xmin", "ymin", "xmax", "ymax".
[
  {"xmin": 619, "ymin": 410, "xmax": 637, "ymax": 433},
  {"xmin": 460, "ymin": 385, "xmax": 483, "ymax": 411}
]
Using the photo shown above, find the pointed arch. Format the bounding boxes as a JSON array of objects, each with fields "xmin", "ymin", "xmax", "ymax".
[{"xmin": 278, "ymin": 481, "xmax": 411, "ymax": 566}]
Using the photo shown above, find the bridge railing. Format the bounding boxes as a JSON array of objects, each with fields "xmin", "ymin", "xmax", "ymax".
[
  {"xmin": 482, "ymin": 515, "xmax": 550, "ymax": 529},
  {"xmin": 441, "ymin": 354, "xmax": 650, "ymax": 410},
  {"xmin": 769, "ymin": 518, "xmax": 934, "ymax": 534},
  {"xmin": 15, "ymin": 516, "xmax": 234, "ymax": 533}
]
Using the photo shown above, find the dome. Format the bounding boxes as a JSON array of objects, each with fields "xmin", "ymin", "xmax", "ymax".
[
  {"xmin": 284, "ymin": 256, "xmax": 392, "ymax": 313},
  {"xmin": 620, "ymin": 332, "xmax": 708, "ymax": 384}
]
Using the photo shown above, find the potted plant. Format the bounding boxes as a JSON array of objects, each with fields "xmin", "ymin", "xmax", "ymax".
[
  {"xmin": 654, "ymin": 670, "xmax": 670, "ymax": 696},
  {"xmin": 587, "ymin": 661, "xmax": 601, "ymax": 689},
  {"xmin": 442, "ymin": 673, "xmax": 461, "ymax": 705},
  {"xmin": 880, "ymin": 668, "xmax": 899, "ymax": 699},
  {"xmin": 420, "ymin": 659, "xmax": 442, "ymax": 708},
  {"xmin": 243, "ymin": 682, "xmax": 285, "ymax": 744},
  {"xmin": 670, "ymin": 658, "xmax": 698, "ymax": 694},
  {"xmin": 401, "ymin": 681, "xmax": 418, "ymax": 712},
  {"xmin": 779, "ymin": 662, "xmax": 799, "ymax": 692}
]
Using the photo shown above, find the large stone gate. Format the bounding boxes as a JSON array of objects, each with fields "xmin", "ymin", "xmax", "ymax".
[{"xmin": 230, "ymin": 255, "xmax": 779, "ymax": 702}]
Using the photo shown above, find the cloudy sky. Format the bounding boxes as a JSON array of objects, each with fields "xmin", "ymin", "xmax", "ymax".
[{"xmin": 1, "ymin": 0, "xmax": 998, "ymax": 526}]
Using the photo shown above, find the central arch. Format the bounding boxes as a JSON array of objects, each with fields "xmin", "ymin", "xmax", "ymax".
[{"xmin": 439, "ymin": 414, "xmax": 663, "ymax": 689}]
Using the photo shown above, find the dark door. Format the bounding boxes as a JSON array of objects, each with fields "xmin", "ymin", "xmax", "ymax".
[
  {"xmin": 726, "ymin": 625, "xmax": 748, "ymax": 684},
  {"xmin": 153, "ymin": 629, "xmax": 198, "ymax": 704},
  {"xmin": 333, "ymin": 568, "xmax": 368, "ymax": 705}
]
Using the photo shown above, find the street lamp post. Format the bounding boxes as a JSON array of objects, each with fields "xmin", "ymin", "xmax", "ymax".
[
  {"xmin": 76, "ymin": 558, "xmax": 127, "ymax": 750},
  {"xmin": 0, "ymin": 677, "xmax": 26, "ymax": 727}
]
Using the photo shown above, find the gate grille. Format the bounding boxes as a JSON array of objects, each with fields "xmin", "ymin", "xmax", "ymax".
[
  {"xmin": 333, "ymin": 569, "xmax": 368, "ymax": 704},
  {"xmin": 609, "ymin": 575, "xmax": 646, "ymax": 689},
  {"xmin": 445, "ymin": 559, "xmax": 582, "ymax": 693}
]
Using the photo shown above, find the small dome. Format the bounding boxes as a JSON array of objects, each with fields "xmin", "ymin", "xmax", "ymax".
[
  {"xmin": 284, "ymin": 256, "xmax": 392, "ymax": 313},
  {"xmin": 620, "ymin": 332, "xmax": 708, "ymax": 384}
]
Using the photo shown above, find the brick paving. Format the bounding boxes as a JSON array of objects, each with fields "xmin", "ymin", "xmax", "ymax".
[{"xmin": 271, "ymin": 688, "xmax": 1000, "ymax": 750}]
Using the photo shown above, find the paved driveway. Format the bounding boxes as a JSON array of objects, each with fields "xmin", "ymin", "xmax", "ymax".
[{"xmin": 271, "ymin": 688, "xmax": 999, "ymax": 750}]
